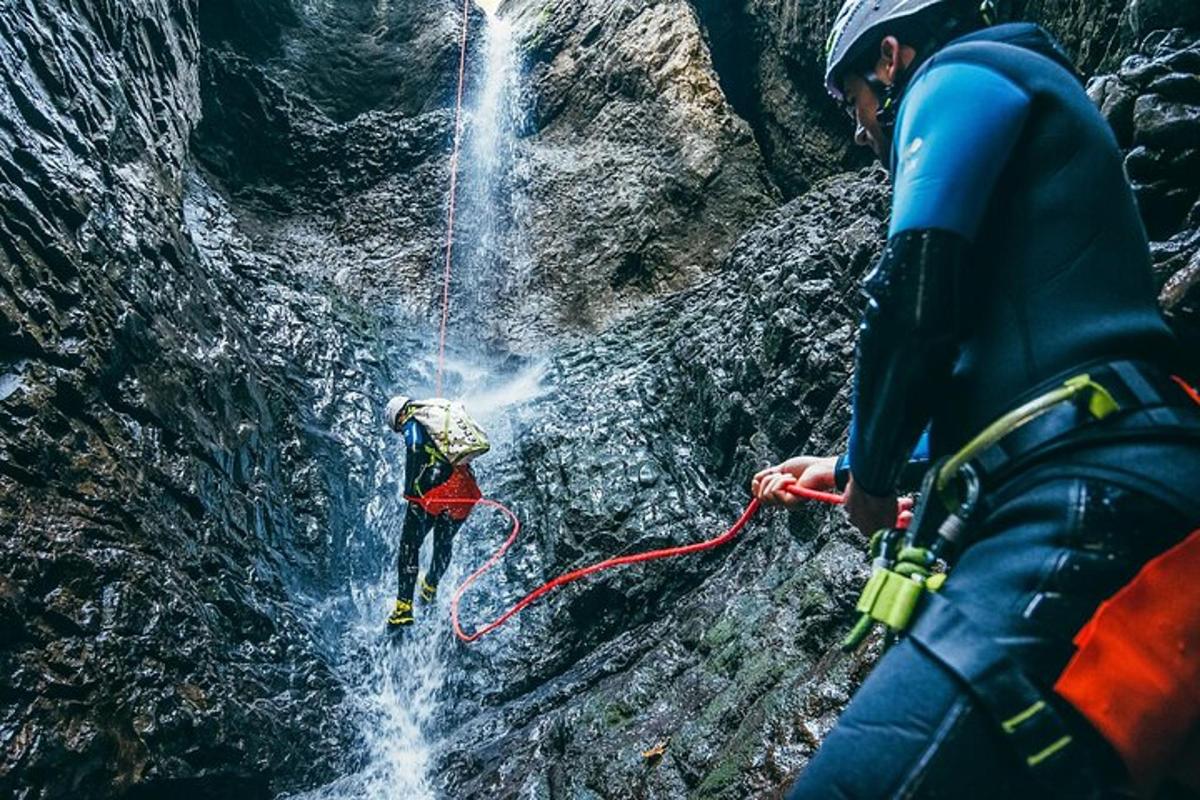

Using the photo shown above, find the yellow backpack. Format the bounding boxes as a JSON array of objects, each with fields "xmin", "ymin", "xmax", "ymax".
[{"xmin": 400, "ymin": 399, "xmax": 490, "ymax": 464}]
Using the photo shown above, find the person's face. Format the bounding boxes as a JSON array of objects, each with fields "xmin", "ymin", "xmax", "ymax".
[
  {"xmin": 839, "ymin": 36, "xmax": 912, "ymax": 161},
  {"xmin": 841, "ymin": 72, "xmax": 890, "ymax": 159}
]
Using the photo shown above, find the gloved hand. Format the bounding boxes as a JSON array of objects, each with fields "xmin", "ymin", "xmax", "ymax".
[{"xmin": 844, "ymin": 476, "xmax": 900, "ymax": 537}]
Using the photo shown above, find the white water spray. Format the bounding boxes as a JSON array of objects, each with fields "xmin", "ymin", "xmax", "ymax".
[
  {"xmin": 291, "ymin": 10, "xmax": 530, "ymax": 799},
  {"xmin": 456, "ymin": 13, "xmax": 523, "ymax": 329}
]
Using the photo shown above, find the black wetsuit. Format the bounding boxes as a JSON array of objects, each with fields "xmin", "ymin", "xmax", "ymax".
[
  {"xmin": 397, "ymin": 417, "xmax": 462, "ymax": 603},
  {"xmin": 790, "ymin": 24, "xmax": 1200, "ymax": 799}
]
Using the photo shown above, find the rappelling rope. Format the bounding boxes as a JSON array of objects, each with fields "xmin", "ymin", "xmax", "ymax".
[
  {"xmin": 435, "ymin": 0, "xmax": 474, "ymax": 397},
  {"xmin": 447, "ymin": 483, "xmax": 846, "ymax": 643},
  {"xmin": 425, "ymin": 11, "xmax": 855, "ymax": 641}
]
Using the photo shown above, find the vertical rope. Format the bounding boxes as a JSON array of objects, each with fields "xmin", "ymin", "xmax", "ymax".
[{"xmin": 436, "ymin": 0, "xmax": 473, "ymax": 397}]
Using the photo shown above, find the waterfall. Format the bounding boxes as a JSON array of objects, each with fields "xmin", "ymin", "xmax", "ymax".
[
  {"xmin": 455, "ymin": 12, "xmax": 523, "ymax": 341},
  {"xmin": 289, "ymin": 9, "xmax": 534, "ymax": 799}
]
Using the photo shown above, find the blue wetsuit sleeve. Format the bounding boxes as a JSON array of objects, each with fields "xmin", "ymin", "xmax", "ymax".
[
  {"xmin": 843, "ymin": 62, "xmax": 1030, "ymax": 496},
  {"xmin": 403, "ymin": 419, "xmax": 452, "ymax": 495},
  {"xmin": 836, "ymin": 427, "xmax": 931, "ymax": 492},
  {"xmin": 889, "ymin": 62, "xmax": 1032, "ymax": 240},
  {"xmin": 403, "ymin": 420, "xmax": 429, "ymax": 496}
]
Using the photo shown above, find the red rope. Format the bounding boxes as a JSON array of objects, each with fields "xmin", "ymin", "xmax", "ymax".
[
  {"xmin": 446, "ymin": 483, "xmax": 845, "ymax": 643},
  {"xmin": 435, "ymin": 0, "xmax": 473, "ymax": 397},
  {"xmin": 1171, "ymin": 375, "xmax": 1200, "ymax": 407},
  {"xmin": 419, "ymin": 7, "xmax": 869, "ymax": 641},
  {"xmin": 422, "ymin": 10, "xmax": 850, "ymax": 640}
]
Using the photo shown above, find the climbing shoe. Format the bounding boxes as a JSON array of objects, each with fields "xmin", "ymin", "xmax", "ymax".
[
  {"xmin": 387, "ymin": 599, "xmax": 414, "ymax": 634},
  {"xmin": 418, "ymin": 578, "xmax": 438, "ymax": 604}
]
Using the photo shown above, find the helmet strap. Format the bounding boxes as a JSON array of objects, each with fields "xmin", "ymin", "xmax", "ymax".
[
  {"xmin": 979, "ymin": 0, "xmax": 996, "ymax": 26},
  {"xmin": 864, "ymin": 72, "xmax": 903, "ymax": 131}
]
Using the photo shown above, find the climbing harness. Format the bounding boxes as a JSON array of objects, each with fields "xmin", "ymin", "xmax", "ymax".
[
  {"xmin": 846, "ymin": 361, "xmax": 1200, "ymax": 652},
  {"xmin": 839, "ymin": 360, "xmax": 1200, "ymax": 792},
  {"xmin": 445, "ymin": 483, "xmax": 847, "ymax": 643},
  {"xmin": 406, "ymin": 463, "xmax": 482, "ymax": 521},
  {"xmin": 1055, "ymin": 377, "xmax": 1200, "ymax": 792}
]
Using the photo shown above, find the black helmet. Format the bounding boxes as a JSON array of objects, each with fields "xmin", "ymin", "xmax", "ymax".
[{"xmin": 824, "ymin": 0, "xmax": 994, "ymax": 100}]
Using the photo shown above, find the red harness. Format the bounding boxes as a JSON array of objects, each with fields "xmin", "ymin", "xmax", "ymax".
[
  {"xmin": 1055, "ymin": 377, "xmax": 1200, "ymax": 793},
  {"xmin": 1055, "ymin": 528, "xmax": 1200, "ymax": 793},
  {"xmin": 406, "ymin": 464, "xmax": 481, "ymax": 522}
]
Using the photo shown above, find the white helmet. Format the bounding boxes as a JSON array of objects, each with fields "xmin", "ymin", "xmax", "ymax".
[
  {"xmin": 385, "ymin": 395, "xmax": 412, "ymax": 431},
  {"xmin": 824, "ymin": 0, "xmax": 990, "ymax": 100}
]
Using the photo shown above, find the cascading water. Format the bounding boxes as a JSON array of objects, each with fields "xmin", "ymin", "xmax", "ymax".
[
  {"xmin": 456, "ymin": 11, "xmax": 524, "ymax": 340},
  {"xmin": 290, "ymin": 8, "xmax": 534, "ymax": 799}
]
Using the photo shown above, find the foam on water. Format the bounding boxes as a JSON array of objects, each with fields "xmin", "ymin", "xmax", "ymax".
[{"xmin": 291, "ymin": 13, "xmax": 530, "ymax": 796}]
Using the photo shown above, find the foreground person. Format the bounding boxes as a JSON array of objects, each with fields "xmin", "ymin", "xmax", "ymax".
[
  {"xmin": 383, "ymin": 395, "xmax": 489, "ymax": 634},
  {"xmin": 754, "ymin": 1, "xmax": 1200, "ymax": 796}
]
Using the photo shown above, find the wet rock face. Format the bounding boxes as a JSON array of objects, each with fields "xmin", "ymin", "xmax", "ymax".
[
  {"xmin": 1089, "ymin": 29, "xmax": 1200, "ymax": 353},
  {"xmin": 435, "ymin": 169, "xmax": 891, "ymax": 799},
  {"xmin": 3, "ymin": 0, "xmax": 1200, "ymax": 797},
  {"xmin": 688, "ymin": 0, "xmax": 874, "ymax": 198},
  {"xmin": 0, "ymin": 0, "xmax": 429, "ymax": 795},
  {"xmin": 199, "ymin": 0, "xmax": 463, "ymax": 122},
  {"xmin": 497, "ymin": 0, "xmax": 779, "ymax": 338}
]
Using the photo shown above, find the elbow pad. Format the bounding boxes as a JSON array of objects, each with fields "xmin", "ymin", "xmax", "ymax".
[{"xmin": 849, "ymin": 229, "xmax": 968, "ymax": 496}]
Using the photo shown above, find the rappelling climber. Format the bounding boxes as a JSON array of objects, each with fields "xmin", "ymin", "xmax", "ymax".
[
  {"xmin": 384, "ymin": 395, "xmax": 490, "ymax": 634},
  {"xmin": 753, "ymin": 0, "xmax": 1200, "ymax": 797}
]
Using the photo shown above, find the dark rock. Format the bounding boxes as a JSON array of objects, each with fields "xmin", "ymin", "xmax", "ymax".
[
  {"xmin": 1134, "ymin": 180, "xmax": 1200, "ymax": 239},
  {"xmin": 1123, "ymin": 144, "xmax": 1198, "ymax": 187},
  {"xmin": 0, "ymin": 0, "xmax": 439, "ymax": 794},
  {"xmin": 1160, "ymin": 247, "xmax": 1200, "ymax": 310},
  {"xmin": 1119, "ymin": 52, "xmax": 1172, "ymax": 84},
  {"xmin": 200, "ymin": 0, "xmax": 467, "ymax": 122},
  {"xmin": 1011, "ymin": 0, "xmax": 1134, "ymax": 74},
  {"xmin": 498, "ymin": 0, "xmax": 779, "ymax": 338},
  {"xmin": 1133, "ymin": 93, "xmax": 1200, "ymax": 148},
  {"xmin": 689, "ymin": 0, "xmax": 873, "ymax": 197},
  {"xmin": 1124, "ymin": 145, "xmax": 1168, "ymax": 181},
  {"xmin": 1089, "ymin": 74, "xmax": 1140, "ymax": 145},
  {"xmin": 1146, "ymin": 71, "xmax": 1200, "ymax": 103},
  {"xmin": 1128, "ymin": 0, "xmax": 1200, "ymax": 39}
]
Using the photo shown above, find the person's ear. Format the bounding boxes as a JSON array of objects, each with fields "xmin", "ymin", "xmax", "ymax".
[{"xmin": 879, "ymin": 35, "xmax": 902, "ymax": 83}]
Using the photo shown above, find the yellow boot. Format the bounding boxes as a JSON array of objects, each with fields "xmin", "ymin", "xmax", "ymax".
[
  {"xmin": 387, "ymin": 598, "xmax": 414, "ymax": 633},
  {"xmin": 418, "ymin": 577, "xmax": 438, "ymax": 604}
]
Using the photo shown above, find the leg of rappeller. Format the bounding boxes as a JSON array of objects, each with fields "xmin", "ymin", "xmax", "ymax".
[
  {"xmin": 421, "ymin": 515, "xmax": 464, "ymax": 603},
  {"xmin": 390, "ymin": 502, "xmax": 428, "ymax": 631},
  {"xmin": 788, "ymin": 638, "xmax": 1036, "ymax": 800}
]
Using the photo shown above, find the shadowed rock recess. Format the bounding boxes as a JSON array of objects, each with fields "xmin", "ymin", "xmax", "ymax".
[{"xmin": 0, "ymin": 0, "xmax": 1197, "ymax": 798}]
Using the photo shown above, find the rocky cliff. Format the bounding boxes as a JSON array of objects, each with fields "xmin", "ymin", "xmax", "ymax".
[
  {"xmin": 0, "ymin": 0, "xmax": 457, "ymax": 794},
  {"xmin": 1, "ymin": 0, "xmax": 1198, "ymax": 798}
]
